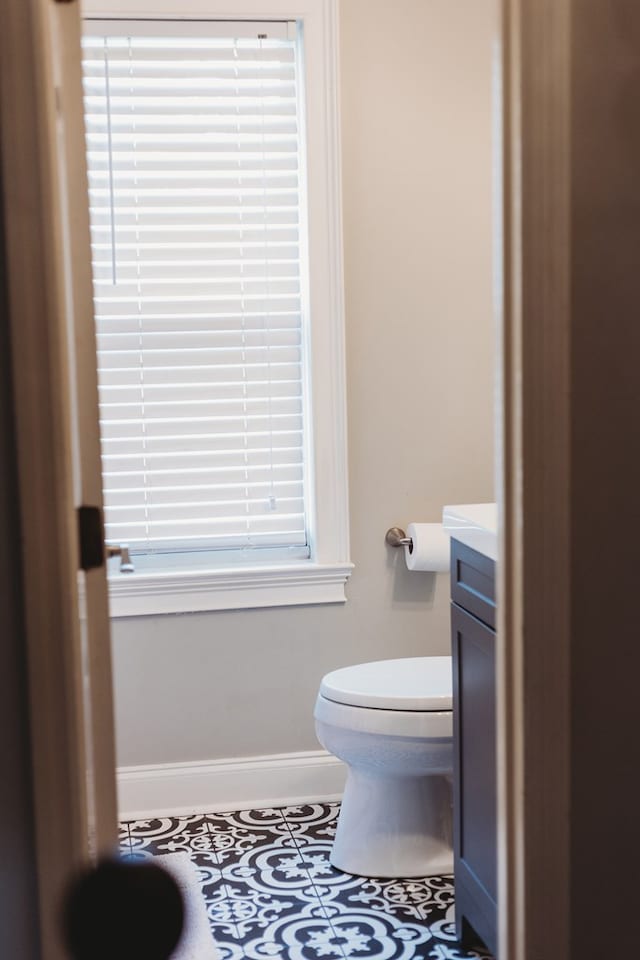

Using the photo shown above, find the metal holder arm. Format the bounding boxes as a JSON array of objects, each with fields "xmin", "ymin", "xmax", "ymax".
[{"xmin": 384, "ymin": 526, "xmax": 412, "ymax": 548}]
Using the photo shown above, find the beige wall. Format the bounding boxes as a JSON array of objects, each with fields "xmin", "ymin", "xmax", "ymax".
[{"xmin": 111, "ymin": 0, "xmax": 497, "ymax": 767}]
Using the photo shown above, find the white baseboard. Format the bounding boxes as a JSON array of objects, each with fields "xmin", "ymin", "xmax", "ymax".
[{"xmin": 117, "ymin": 749, "xmax": 346, "ymax": 821}]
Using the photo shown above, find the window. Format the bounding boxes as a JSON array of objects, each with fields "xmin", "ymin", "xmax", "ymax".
[{"xmin": 81, "ymin": 1, "xmax": 350, "ymax": 616}]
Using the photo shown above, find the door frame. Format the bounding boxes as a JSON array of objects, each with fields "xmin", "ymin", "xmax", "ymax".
[
  {"xmin": 1, "ymin": 0, "xmax": 575, "ymax": 958},
  {"xmin": 498, "ymin": 0, "xmax": 571, "ymax": 957}
]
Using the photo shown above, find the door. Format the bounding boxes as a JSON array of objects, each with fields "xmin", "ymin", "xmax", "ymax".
[
  {"xmin": 1, "ymin": 1, "xmax": 117, "ymax": 958},
  {"xmin": 49, "ymin": 0, "xmax": 119, "ymax": 858}
]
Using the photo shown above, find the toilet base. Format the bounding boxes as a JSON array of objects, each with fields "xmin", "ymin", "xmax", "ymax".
[{"xmin": 331, "ymin": 768, "xmax": 453, "ymax": 878}]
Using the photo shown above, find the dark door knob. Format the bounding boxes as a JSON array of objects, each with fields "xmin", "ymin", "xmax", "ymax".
[{"xmin": 62, "ymin": 857, "xmax": 184, "ymax": 960}]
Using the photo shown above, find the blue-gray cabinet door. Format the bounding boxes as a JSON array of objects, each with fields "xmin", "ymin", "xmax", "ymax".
[{"xmin": 451, "ymin": 602, "xmax": 497, "ymax": 957}]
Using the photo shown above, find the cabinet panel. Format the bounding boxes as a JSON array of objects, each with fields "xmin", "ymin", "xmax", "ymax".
[
  {"xmin": 452, "ymin": 601, "xmax": 497, "ymax": 957},
  {"xmin": 451, "ymin": 539, "xmax": 496, "ymax": 629}
]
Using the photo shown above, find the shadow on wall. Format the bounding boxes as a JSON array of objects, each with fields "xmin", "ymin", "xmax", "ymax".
[{"xmin": 386, "ymin": 547, "xmax": 439, "ymax": 605}]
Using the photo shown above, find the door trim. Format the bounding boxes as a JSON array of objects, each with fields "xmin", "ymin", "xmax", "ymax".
[{"xmin": 498, "ymin": 0, "xmax": 571, "ymax": 957}]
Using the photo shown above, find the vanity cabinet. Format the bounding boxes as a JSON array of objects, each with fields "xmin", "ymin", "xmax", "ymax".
[{"xmin": 450, "ymin": 539, "xmax": 497, "ymax": 958}]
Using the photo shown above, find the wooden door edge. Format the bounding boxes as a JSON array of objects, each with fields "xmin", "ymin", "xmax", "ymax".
[
  {"xmin": 498, "ymin": 0, "xmax": 572, "ymax": 957},
  {"xmin": 0, "ymin": 1, "xmax": 113, "ymax": 957}
]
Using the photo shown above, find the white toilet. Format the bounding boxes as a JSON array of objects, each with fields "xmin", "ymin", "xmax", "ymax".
[{"xmin": 314, "ymin": 656, "xmax": 453, "ymax": 879}]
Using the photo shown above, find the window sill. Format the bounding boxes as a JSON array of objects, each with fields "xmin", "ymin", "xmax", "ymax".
[{"xmin": 106, "ymin": 561, "xmax": 354, "ymax": 618}]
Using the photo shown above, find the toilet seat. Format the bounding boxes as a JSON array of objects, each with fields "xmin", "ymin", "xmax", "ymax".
[{"xmin": 319, "ymin": 656, "xmax": 452, "ymax": 712}]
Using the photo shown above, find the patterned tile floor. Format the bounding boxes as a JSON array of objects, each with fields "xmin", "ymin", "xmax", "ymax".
[{"xmin": 120, "ymin": 803, "xmax": 492, "ymax": 960}]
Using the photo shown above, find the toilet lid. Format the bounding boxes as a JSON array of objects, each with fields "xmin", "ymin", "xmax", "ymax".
[{"xmin": 319, "ymin": 657, "xmax": 452, "ymax": 712}]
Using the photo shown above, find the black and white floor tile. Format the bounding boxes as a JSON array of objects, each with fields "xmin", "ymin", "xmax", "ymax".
[{"xmin": 120, "ymin": 803, "xmax": 492, "ymax": 960}]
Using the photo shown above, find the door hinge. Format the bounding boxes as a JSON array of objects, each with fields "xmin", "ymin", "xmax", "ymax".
[{"xmin": 77, "ymin": 505, "xmax": 105, "ymax": 571}]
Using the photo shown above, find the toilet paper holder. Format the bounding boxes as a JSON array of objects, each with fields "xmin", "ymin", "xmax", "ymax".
[{"xmin": 385, "ymin": 527, "xmax": 413, "ymax": 549}]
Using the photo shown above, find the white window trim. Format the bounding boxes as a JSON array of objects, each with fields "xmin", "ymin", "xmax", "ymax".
[
  {"xmin": 105, "ymin": 561, "xmax": 353, "ymax": 616},
  {"xmin": 81, "ymin": 0, "xmax": 351, "ymax": 617}
]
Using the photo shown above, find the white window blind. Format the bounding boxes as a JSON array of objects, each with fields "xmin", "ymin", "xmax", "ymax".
[{"xmin": 81, "ymin": 22, "xmax": 310, "ymax": 564}]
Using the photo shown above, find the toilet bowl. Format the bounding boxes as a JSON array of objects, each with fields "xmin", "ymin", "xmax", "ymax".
[{"xmin": 314, "ymin": 656, "xmax": 453, "ymax": 878}]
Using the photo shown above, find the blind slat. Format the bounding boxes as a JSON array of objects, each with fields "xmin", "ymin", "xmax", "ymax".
[
  {"xmin": 101, "ymin": 449, "xmax": 303, "ymax": 473},
  {"xmin": 106, "ymin": 489, "xmax": 304, "ymax": 515},
  {"xmin": 104, "ymin": 461, "xmax": 302, "ymax": 486},
  {"xmin": 101, "ymin": 429, "xmax": 303, "ymax": 456}
]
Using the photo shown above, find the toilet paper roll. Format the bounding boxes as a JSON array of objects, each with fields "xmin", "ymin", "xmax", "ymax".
[{"xmin": 403, "ymin": 522, "xmax": 450, "ymax": 572}]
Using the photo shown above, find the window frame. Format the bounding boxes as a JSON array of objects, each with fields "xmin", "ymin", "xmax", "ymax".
[{"xmin": 81, "ymin": 0, "xmax": 351, "ymax": 617}]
